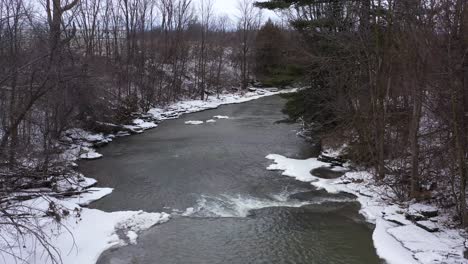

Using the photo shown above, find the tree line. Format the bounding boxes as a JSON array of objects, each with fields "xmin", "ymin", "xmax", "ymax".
[
  {"xmin": 256, "ymin": 0, "xmax": 468, "ymax": 225},
  {"xmin": 0, "ymin": 0, "xmax": 268, "ymax": 175}
]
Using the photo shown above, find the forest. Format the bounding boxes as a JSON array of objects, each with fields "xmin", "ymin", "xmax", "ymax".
[
  {"xmin": 257, "ymin": 0, "xmax": 468, "ymax": 225},
  {"xmin": 1, "ymin": 0, "xmax": 468, "ymax": 263}
]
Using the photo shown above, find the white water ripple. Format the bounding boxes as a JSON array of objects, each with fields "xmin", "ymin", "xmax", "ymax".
[{"xmin": 178, "ymin": 191, "xmax": 355, "ymax": 218}]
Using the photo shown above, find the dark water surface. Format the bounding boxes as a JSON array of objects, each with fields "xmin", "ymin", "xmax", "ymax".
[{"xmin": 80, "ymin": 95, "xmax": 381, "ymax": 264}]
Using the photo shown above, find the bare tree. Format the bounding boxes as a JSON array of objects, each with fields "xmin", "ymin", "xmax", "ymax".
[
  {"xmin": 236, "ymin": 0, "xmax": 261, "ymax": 90},
  {"xmin": 195, "ymin": 0, "xmax": 213, "ymax": 99}
]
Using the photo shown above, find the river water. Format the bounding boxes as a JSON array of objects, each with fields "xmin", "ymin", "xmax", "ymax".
[{"xmin": 80, "ymin": 95, "xmax": 381, "ymax": 264}]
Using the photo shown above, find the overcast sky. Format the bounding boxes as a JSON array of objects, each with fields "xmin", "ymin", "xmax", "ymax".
[{"xmin": 192, "ymin": 0, "xmax": 280, "ymax": 23}]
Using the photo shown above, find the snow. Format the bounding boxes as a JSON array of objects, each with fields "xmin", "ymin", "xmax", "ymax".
[
  {"xmin": 46, "ymin": 210, "xmax": 168, "ymax": 264},
  {"xmin": 387, "ymin": 225, "xmax": 457, "ymax": 259},
  {"xmin": 266, "ymin": 154, "xmax": 341, "ymax": 193},
  {"xmin": 415, "ymin": 221, "xmax": 439, "ymax": 232},
  {"xmin": 68, "ymin": 187, "xmax": 114, "ymax": 207},
  {"xmin": 54, "ymin": 175, "xmax": 97, "ymax": 193},
  {"xmin": 213, "ymin": 115, "xmax": 229, "ymax": 119},
  {"xmin": 384, "ymin": 213, "xmax": 413, "ymax": 226},
  {"xmin": 182, "ymin": 207, "xmax": 195, "ymax": 216},
  {"xmin": 79, "ymin": 150, "xmax": 103, "ymax": 160},
  {"xmin": 1, "ymin": 191, "xmax": 170, "ymax": 264},
  {"xmin": 132, "ymin": 119, "xmax": 158, "ymax": 130},
  {"xmin": 322, "ymin": 144, "xmax": 347, "ymax": 158},
  {"xmin": 127, "ymin": 231, "xmax": 138, "ymax": 244},
  {"xmin": 147, "ymin": 89, "xmax": 294, "ymax": 122},
  {"xmin": 266, "ymin": 154, "xmax": 327, "ymax": 182},
  {"xmin": 408, "ymin": 203, "xmax": 439, "ymax": 217},
  {"xmin": 116, "ymin": 131, "xmax": 131, "ymax": 137},
  {"xmin": 185, "ymin": 120, "xmax": 204, "ymax": 125},
  {"xmin": 265, "ymin": 153, "xmax": 468, "ymax": 264},
  {"xmin": 62, "ymin": 130, "xmax": 111, "ymax": 162},
  {"xmin": 66, "ymin": 129, "xmax": 106, "ymax": 143},
  {"xmin": 373, "ymin": 219, "xmax": 419, "ymax": 264},
  {"xmin": 123, "ymin": 125, "xmax": 144, "ymax": 134}
]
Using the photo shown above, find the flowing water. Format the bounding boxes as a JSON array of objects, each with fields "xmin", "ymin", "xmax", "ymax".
[{"xmin": 80, "ymin": 95, "xmax": 381, "ymax": 264}]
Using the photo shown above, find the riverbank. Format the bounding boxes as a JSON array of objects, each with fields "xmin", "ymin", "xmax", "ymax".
[
  {"xmin": 266, "ymin": 152, "xmax": 468, "ymax": 264},
  {"xmin": 1, "ymin": 88, "xmax": 296, "ymax": 264},
  {"xmin": 62, "ymin": 88, "xmax": 292, "ymax": 163}
]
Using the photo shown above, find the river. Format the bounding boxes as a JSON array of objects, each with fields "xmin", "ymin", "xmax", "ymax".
[{"xmin": 79, "ymin": 95, "xmax": 381, "ymax": 264}]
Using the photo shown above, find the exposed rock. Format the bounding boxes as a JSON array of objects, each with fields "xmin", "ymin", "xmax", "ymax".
[
  {"xmin": 408, "ymin": 204, "xmax": 439, "ymax": 219},
  {"xmin": 383, "ymin": 214, "xmax": 412, "ymax": 226},
  {"xmin": 123, "ymin": 125, "xmax": 144, "ymax": 134},
  {"xmin": 420, "ymin": 209, "xmax": 439, "ymax": 218},
  {"xmin": 317, "ymin": 154, "xmax": 345, "ymax": 167},
  {"xmin": 357, "ymin": 190, "xmax": 373, "ymax": 198},
  {"xmin": 264, "ymin": 88, "xmax": 279, "ymax": 92},
  {"xmin": 405, "ymin": 212, "xmax": 427, "ymax": 222},
  {"xmin": 93, "ymin": 140, "xmax": 110, "ymax": 148},
  {"xmin": 338, "ymin": 179, "xmax": 352, "ymax": 184},
  {"xmin": 310, "ymin": 166, "xmax": 346, "ymax": 179},
  {"xmin": 289, "ymin": 189, "xmax": 356, "ymax": 202},
  {"xmin": 116, "ymin": 131, "xmax": 131, "ymax": 137},
  {"xmin": 93, "ymin": 121, "xmax": 146, "ymax": 137},
  {"xmin": 256, "ymin": 90, "xmax": 266, "ymax": 95},
  {"xmin": 161, "ymin": 112, "xmax": 179, "ymax": 119},
  {"xmin": 302, "ymin": 201, "xmax": 362, "ymax": 214},
  {"xmin": 416, "ymin": 220, "xmax": 440, "ymax": 232},
  {"xmin": 139, "ymin": 113, "xmax": 157, "ymax": 121},
  {"xmin": 91, "ymin": 122, "xmax": 122, "ymax": 134}
]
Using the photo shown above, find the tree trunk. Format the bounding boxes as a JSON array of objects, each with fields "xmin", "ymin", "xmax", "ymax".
[{"xmin": 409, "ymin": 82, "xmax": 422, "ymax": 198}]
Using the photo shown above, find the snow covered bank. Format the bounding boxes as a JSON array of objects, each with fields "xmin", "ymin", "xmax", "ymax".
[
  {"xmin": 266, "ymin": 154, "xmax": 468, "ymax": 264},
  {"xmin": 148, "ymin": 89, "xmax": 292, "ymax": 121},
  {"xmin": 1, "ymin": 176, "xmax": 170, "ymax": 264}
]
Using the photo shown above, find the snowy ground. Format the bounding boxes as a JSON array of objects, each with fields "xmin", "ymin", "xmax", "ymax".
[
  {"xmin": 1, "ymin": 182, "xmax": 170, "ymax": 264},
  {"xmin": 1, "ymin": 88, "xmax": 296, "ymax": 264},
  {"xmin": 266, "ymin": 153, "xmax": 468, "ymax": 264}
]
